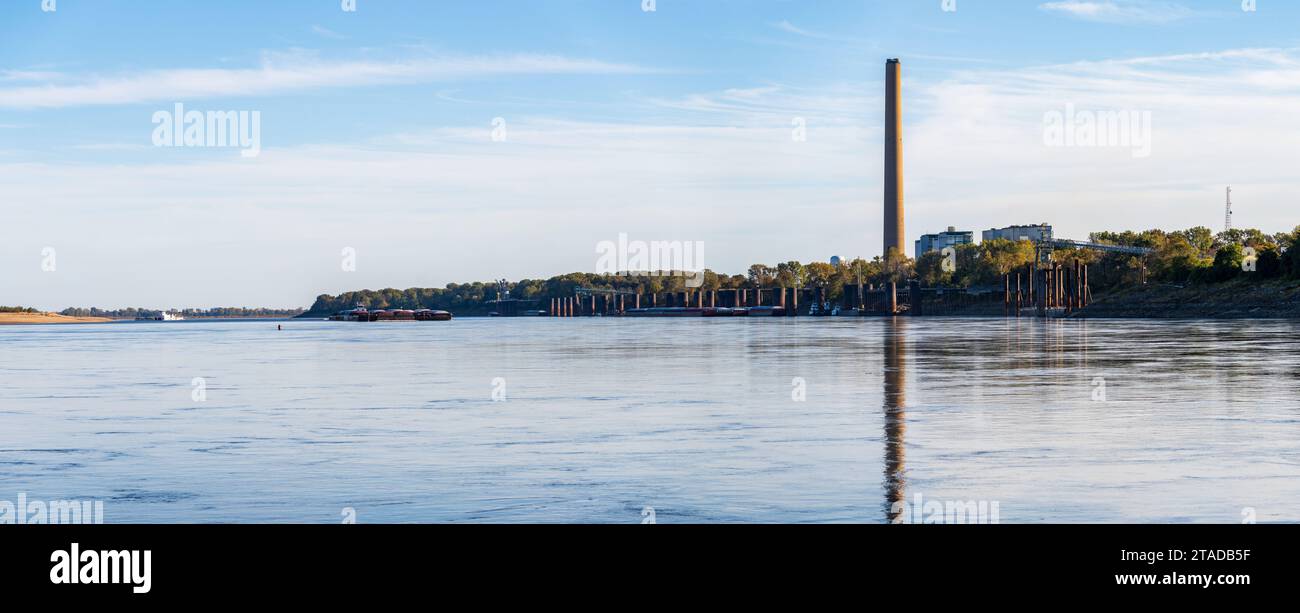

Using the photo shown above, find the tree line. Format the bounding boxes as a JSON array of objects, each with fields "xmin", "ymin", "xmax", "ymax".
[
  {"xmin": 58, "ymin": 306, "xmax": 306, "ymax": 319},
  {"xmin": 912, "ymin": 226, "xmax": 1300, "ymax": 289},
  {"xmin": 304, "ymin": 255, "xmax": 916, "ymax": 316},
  {"xmin": 306, "ymin": 225, "xmax": 1300, "ymax": 316}
]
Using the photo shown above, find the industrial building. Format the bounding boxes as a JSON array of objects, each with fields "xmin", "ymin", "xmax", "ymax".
[
  {"xmin": 982, "ymin": 224, "xmax": 1053, "ymax": 244},
  {"xmin": 915, "ymin": 227, "xmax": 974, "ymax": 260}
]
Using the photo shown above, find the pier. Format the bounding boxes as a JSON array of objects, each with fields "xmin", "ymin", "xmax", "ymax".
[{"xmin": 544, "ymin": 258, "xmax": 1093, "ymax": 320}]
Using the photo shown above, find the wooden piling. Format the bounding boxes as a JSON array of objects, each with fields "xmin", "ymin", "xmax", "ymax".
[
  {"xmin": 1015, "ymin": 273, "xmax": 1022, "ymax": 315},
  {"xmin": 1082, "ymin": 265, "xmax": 1089, "ymax": 307},
  {"xmin": 1057, "ymin": 264, "xmax": 1064, "ymax": 309},
  {"xmin": 1028, "ymin": 264, "xmax": 1036, "ymax": 307},
  {"xmin": 1036, "ymin": 269, "xmax": 1046, "ymax": 317},
  {"xmin": 1004, "ymin": 274, "xmax": 1011, "ymax": 316}
]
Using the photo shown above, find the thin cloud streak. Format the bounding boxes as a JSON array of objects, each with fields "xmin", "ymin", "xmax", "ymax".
[
  {"xmin": 1039, "ymin": 1, "xmax": 1196, "ymax": 24},
  {"xmin": 0, "ymin": 52, "xmax": 661, "ymax": 109}
]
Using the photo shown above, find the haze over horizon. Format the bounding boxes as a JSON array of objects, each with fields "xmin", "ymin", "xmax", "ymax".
[{"xmin": 3, "ymin": 0, "xmax": 1298, "ymax": 310}]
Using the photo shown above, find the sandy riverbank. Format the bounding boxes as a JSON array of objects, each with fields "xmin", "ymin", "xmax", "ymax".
[{"xmin": 0, "ymin": 312, "xmax": 114, "ymax": 325}]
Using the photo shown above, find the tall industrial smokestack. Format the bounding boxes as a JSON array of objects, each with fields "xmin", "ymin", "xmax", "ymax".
[{"xmin": 883, "ymin": 58, "xmax": 905, "ymax": 259}]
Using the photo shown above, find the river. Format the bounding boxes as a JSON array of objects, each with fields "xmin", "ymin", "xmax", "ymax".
[{"xmin": 2, "ymin": 317, "xmax": 1297, "ymax": 523}]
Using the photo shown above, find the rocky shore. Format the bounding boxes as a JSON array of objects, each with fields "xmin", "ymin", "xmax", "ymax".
[{"xmin": 1075, "ymin": 279, "xmax": 1300, "ymax": 319}]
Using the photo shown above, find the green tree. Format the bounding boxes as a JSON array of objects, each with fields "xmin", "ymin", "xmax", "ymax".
[
  {"xmin": 1179, "ymin": 226, "xmax": 1215, "ymax": 259},
  {"xmin": 1256, "ymin": 246, "xmax": 1282, "ymax": 278},
  {"xmin": 746, "ymin": 264, "xmax": 775, "ymax": 288},
  {"xmin": 1211, "ymin": 243, "xmax": 1244, "ymax": 282},
  {"xmin": 915, "ymin": 251, "xmax": 950, "ymax": 287}
]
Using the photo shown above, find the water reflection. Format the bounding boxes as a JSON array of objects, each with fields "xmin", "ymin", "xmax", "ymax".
[{"xmin": 883, "ymin": 317, "xmax": 907, "ymax": 522}]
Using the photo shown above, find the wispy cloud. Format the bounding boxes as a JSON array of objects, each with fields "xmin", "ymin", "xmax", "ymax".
[
  {"xmin": 771, "ymin": 20, "xmax": 831, "ymax": 40},
  {"xmin": 310, "ymin": 25, "xmax": 348, "ymax": 40},
  {"xmin": 1038, "ymin": 1, "xmax": 1195, "ymax": 24},
  {"xmin": 0, "ymin": 70, "xmax": 63, "ymax": 82},
  {"xmin": 7, "ymin": 46, "xmax": 1300, "ymax": 307},
  {"xmin": 648, "ymin": 83, "xmax": 874, "ymax": 127},
  {"xmin": 71, "ymin": 143, "xmax": 150, "ymax": 151},
  {"xmin": 0, "ymin": 51, "xmax": 660, "ymax": 109},
  {"xmin": 906, "ymin": 46, "xmax": 1300, "ymax": 239}
]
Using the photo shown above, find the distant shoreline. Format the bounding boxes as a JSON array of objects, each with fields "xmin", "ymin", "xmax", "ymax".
[{"xmin": 0, "ymin": 313, "xmax": 113, "ymax": 325}]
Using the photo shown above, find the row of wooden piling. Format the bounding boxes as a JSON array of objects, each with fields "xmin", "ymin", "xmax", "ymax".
[
  {"xmin": 546, "ymin": 263, "xmax": 1089, "ymax": 318},
  {"xmin": 547, "ymin": 282, "xmax": 914, "ymax": 317},
  {"xmin": 549, "ymin": 287, "xmax": 810, "ymax": 316},
  {"xmin": 1003, "ymin": 259, "xmax": 1089, "ymax": 317}
]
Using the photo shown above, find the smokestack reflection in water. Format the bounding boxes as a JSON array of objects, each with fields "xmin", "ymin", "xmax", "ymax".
[{"xmin": 883, "ymin": 317, "xmax": 907, "ymax": 522}]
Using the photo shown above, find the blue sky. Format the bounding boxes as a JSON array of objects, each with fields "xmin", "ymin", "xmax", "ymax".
[{"xmin": 3, "ymin": 0, "xmax": 1299, "ymax": 309}]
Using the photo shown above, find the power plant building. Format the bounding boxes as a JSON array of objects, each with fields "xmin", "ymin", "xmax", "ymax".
[
  {"xmin": 915, "ymin": 227, "xmax": 974, "ymax": 260},
  {"xmin": 982, "ymin": 224, "xmax": 1053, "ymax": 244}
]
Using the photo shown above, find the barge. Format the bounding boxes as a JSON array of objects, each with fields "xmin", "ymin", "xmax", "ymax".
[{"xmin": 328, "ymin": 308, "xmax": 452, "ymax": 322}]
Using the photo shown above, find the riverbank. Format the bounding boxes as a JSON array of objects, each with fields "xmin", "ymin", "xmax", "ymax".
[
  {"xmin": 0, "ymin": 312, "xmax": 114, "ymax": 325},
  {"xmin": 1076, "ymin": 278, "xmax": 1300, "ymax": 319}
]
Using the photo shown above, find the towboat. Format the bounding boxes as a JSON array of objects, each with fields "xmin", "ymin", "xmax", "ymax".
[{"xmin": 329, "ymin": 307, "xmax": 369, "ymax": 321}]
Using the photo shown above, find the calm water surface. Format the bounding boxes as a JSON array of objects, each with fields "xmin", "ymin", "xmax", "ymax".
[{"xmin": 2, "ymin": 317, "xmax": 1298, "ymax": 523}]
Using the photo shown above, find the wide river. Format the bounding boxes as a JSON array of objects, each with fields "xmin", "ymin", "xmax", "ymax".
[{"xmin": 2, "ymin": 317, "xmax": 1297, "ymax": 523}]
